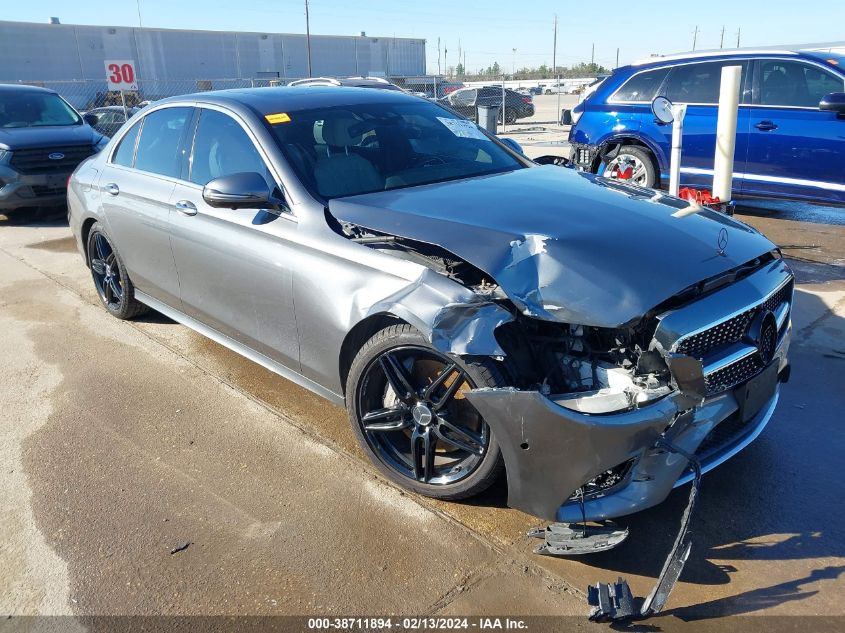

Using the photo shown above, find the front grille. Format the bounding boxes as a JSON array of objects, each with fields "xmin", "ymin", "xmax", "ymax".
[
  {"xmin": 30, "ymin": 185, "xmax": 66, "ymax": 197},
  {"xmin": 704, "ymin": 354, "xmax": 762, "ymax": 394},
  {"xmin": 676, "ymin": 309, "xmax": 754, "ymax": 358},
  {"xmin": 673, "ymin": 278, "xmax": 793, "ymax": 396},
  {"xmin": 10, "ymin": 145, "xmax": 95, "ymax": 175}
]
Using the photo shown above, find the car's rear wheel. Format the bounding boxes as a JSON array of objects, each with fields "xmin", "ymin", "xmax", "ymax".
[
  {"xmin": 346, "ymin": 324, "xmax": 506, "ymax": 500},
  {"xmin": 87, "ymin": 222, "xmax": 148, "ymax": 320},
  {"xmin": 598, "ymin": 145, "xmax": 657, "ymax": 188}
]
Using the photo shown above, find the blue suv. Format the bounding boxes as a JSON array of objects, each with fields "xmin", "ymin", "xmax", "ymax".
[{"xmin": 568, "ymin": 48, "xmax": 845, "ymax": 204}]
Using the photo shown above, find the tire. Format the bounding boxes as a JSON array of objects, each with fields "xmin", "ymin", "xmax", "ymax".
[
  {"xmin": 86, "ymin": 222, "xmax": 148, "ymax": 320},
  {"xmin": 599, "ymin": 145, "xmax": 657, "ymax": 188},
  {"xmin": 346, "ymin": 323, "xmax": 507, "ymax": 500}
]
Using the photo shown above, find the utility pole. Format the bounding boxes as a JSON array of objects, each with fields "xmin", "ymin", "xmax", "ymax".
[
  {"xmin": 305, "ymin": 0, "xmax": 312, "ymax": 77},
  {"xmin": 736, "ymin": 27, "xmax": 741, "ymax": 48},
  {"xmin": 552, "ymin": 14, "xmax": 557, "ymax": 77},
  {"xmin": 437, "ymin": 38, "xmax": 441, "ymax": 75},
  {"xmin": 692, "ymin": 25, "xmax": 698, "ymax": 51},
  {"xmin": 615, "ymin": 47, "xmax": 619, "ymax": 69},
  {"xmin": 591, "ymin": 42, "xmax": 595, "ymax": 65},
  {"xmin": 135, "ymin": 0, "xmax": 143, "ymax": 27},
  {"xmin": 720, "ymin": 25, "xmax": 725, "ymax": 49},
  {"xmin": 444, "ymin": 48, "xmax": 448, "ymax": 78},
  {"xmin": 512, "ymin": 48, "xmax": 516, "ymax": 79}
]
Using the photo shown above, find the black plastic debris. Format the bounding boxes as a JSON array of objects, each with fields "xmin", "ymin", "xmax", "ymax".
[
  {"xmin": 170, "ymin": 542, "xmax": 191, "ymax": 555},
  {"xmin": 587, "ymin": 438, "xmax": 702, "ymax": 622},
  {"xmin": 587, "ymin": 578, "xmax": 638, "ymax": 621}
]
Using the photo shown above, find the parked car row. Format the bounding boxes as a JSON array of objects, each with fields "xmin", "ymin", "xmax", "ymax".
[
  {"xmin": 569, "ymin": 47, "xmax": 845, "ymax": 204},
  {"xmin": 437, "ymin": 86, "xmax": 535, "ymax": 123}
]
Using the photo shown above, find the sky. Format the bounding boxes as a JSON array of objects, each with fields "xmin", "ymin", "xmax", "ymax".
[{"xmin": 4, "ymin": 0, "xmax": 845, "ymax": 74}]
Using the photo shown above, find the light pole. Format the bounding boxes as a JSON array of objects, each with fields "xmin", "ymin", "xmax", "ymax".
[
  {"xmin": 512, "ymin": 48, "xmax": 516, "ymax": 80},
  {"xmin": 305, "ymin": 0, "xmax": 313, "ymax": 77}
]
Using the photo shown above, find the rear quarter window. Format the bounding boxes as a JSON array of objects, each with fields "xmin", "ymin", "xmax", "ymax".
[{"xmin": 111, "ymin": 119, "xmax": 142, "ymax": 167}]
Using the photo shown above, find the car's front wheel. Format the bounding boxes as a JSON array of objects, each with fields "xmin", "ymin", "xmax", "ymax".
[
  {"xmin": 598, "ymin": 145, "xmax": 657, "ymax": 188},
  {"xmin": 346, "ymin": 324, "xmax": 506, "ymax": 500},
  {"xmin": 86, "ymin": 222, "xmax": 148, "ymax": 320}
]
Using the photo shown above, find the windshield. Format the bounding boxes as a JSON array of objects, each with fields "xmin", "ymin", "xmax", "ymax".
[
  {"xmin": 268, "ymin": 100, "xmax": 525, "ymax": 199},
  {"xmin": 0, "ymin": 91, "xmax": 81, "ymax": 128}
]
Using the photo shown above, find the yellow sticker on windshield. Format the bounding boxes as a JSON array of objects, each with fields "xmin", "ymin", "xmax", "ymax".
[{"xmin": 265, "ymin": 112, "xmax": 291, "ymax": 124}]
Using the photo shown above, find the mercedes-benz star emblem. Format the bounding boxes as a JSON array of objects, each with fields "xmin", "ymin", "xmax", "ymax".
[
  {"xmin": 717, "ymin": 228, "xmax": 729, "ymax": 256},
  {"xmin": 745, "ymin": 310, "xmax": 778, "ymax": 365},
  {"xmin": 411, "ymin": 403, "xmax": 433, "ymax": 426}
]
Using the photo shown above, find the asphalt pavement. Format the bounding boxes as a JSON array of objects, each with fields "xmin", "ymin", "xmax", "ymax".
[{"xmin": 1, "ymin": 197, "xmax": 843, "ymax": 628}]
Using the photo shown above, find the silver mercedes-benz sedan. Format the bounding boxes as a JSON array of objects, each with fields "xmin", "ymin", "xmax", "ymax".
[{"xmin": 68, "ymin": 86, "xmax": 792, "ymax": 522}]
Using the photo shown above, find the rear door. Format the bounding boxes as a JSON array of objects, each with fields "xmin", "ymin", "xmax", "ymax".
[
  {"xmin": 98, "ymin": 106, "xmax": 192, "ymax": 306},
  {"xmin": 168, "ymin": 106, "xmax": 300, "ymax": 368},
  {"xmin": 660, "ymin": 60, "xmax": 751, "ymax": 191},
  {"xmin": 743, "ymin": 58, "xmax": 845, "ymax": 203}
]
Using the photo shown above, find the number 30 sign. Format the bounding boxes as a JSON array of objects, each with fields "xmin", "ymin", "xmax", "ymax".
[{"xmin": 104, "ymin": 60, "xmax": 138, "ymax": 91}]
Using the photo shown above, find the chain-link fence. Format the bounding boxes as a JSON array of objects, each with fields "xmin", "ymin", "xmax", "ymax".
[{"xmin": 7, "ymin": 73, "xmax": 575, "ymax": 135}]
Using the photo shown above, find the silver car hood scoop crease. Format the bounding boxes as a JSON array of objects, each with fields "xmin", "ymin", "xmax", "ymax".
[{"xmin": 330, "ymin": 166, "xmax": 776, "ymax": 328}]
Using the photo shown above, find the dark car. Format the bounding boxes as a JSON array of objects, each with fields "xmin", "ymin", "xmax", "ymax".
[
  {"xmin": 288, "ymin": 76, "xmax": 403, "ymax": 91},
  {"xmin": 0, "ymin": 84, "xmax": 107, "ymax": 214},
  {"xmin": 439, "ymin": 86, "xmax": 535, "ymax": 123},
  {"xmin": 83, "ymin": 105, "xmax": 140, "ymax": 138},
  {"xmin": 569, "ymin": 48, "xmax": 845, "ymax": 203},
  {"xmin": 68, "ymin": 86, "xmax": 790, "ymax": 525}
]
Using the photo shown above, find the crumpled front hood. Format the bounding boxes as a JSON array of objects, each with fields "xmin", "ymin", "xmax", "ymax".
[
  {"xmin": 329, "ymin": 166, "xmax": 776, "ymax": 328},
  {"xmin": 0, "ymin": 124, "xmax": 98, "ymax": 151}
]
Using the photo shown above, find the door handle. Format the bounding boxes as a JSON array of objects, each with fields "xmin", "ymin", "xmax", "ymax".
[
  {"xmin": 174, "ymin": 200, "xmax": 198, "ymax": 216},
  {"xmin": 754, "ymin": 120, "xmax": 778, "ymax": 131},
  {"xmin": 105, "ymin": 182, "xmax": 119, "ymax": 196}
]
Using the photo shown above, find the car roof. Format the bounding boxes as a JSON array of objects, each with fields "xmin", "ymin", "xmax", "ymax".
[
  {"xmin": 0, "ymin": 83, "xmax": 57, "ymax": 94},
  {"xmin": 630, "ymin": 46, "xmax": 845, "ymax": 67},
  {"xmin": 157, "ymin": 85, "xmax": 420, "ymax": 116}
]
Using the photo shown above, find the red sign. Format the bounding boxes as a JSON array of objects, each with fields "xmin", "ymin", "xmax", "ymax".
[{"xmin": 104, "ymin": 60, "xmax": 138, "ymax": 91}]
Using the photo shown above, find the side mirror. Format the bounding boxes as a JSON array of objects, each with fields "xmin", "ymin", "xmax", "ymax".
[
  {"xmin": 651, "ymin": 96, "xmax": 675, "ymax": 124},
  {"xmin": 499, "ymin": 137, "xmax": 525, "ymax": 155},
  {"xmin": 83, "ymin": 113, "xmax": 99, "ymax": 127},
  {"xmin": 202, "ymin": 172, "xmax": 274, "ymax": 209},
  {"xmin": 819, "ymin": 92, "xmax": 845, "ymax": 114}
]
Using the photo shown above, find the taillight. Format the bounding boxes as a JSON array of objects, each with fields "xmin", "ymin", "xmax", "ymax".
[{"xmin": 522, "ymin": 96, "xmax": 531, "ymax": 104}]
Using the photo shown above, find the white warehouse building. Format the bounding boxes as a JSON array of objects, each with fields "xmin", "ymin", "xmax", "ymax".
[{"xmin": 0, "ymin": 20, "xmax": 426, "ymax": 107}]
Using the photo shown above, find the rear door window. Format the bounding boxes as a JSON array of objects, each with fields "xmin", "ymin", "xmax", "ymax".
[
  {"xmin": 133, "ymin": 107, "xmax": 191, "ymax": 178},
  {"xmin": 665, "ymin": 61, "xmax": 748, "ymax": 104},
  {"xmin": 758, "ymin": 60, "xmax": 844, "ymax": 107},
  {"xmin": 612, "ymin": 67, "xmax": 670, "ymax": 102}
]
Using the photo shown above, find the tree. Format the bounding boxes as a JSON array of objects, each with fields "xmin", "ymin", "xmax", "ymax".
[{"xmin": 455, "ymin": 62, "xmax": 464, "ymax": 77}]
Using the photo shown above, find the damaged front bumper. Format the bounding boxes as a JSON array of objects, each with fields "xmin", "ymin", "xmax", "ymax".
[{"xmin": 466, "ymin": 362, "xmax": 786, "ymax": 521}]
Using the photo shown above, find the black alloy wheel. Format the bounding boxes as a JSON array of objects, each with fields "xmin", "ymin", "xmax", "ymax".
[
  {"xmin": 86, "ymin": 222, "xmax": 148, "ymax": 320},
  {"xmin": 347, "ymin": 325, "xmax": 505, "ymax": 500}
]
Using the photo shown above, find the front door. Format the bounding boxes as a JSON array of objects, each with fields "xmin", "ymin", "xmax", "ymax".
[
  {"xmin": 168, "ymin": 107, "xmax": 300, "ymax": 369},
  {"xmin": 659, "ymin": 60, "xmax": 751, "ymax": 192},
  {"xmin": 743, "ymin": 59, "xmax": 845, "ymax": 204},
  {"xmin": 98, "ymin": 107, "xmax": 192, "ymax": 306}
]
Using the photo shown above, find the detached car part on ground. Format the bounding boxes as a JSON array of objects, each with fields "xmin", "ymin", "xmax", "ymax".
[{"xmin": 68, "ymin": 87, "xmax": 791, "ymax": 618}]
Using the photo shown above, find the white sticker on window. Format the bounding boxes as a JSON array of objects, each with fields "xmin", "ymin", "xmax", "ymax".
[{"xmin": 436, "ymin": 117, "xmax": 488, "ymax": 140}]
